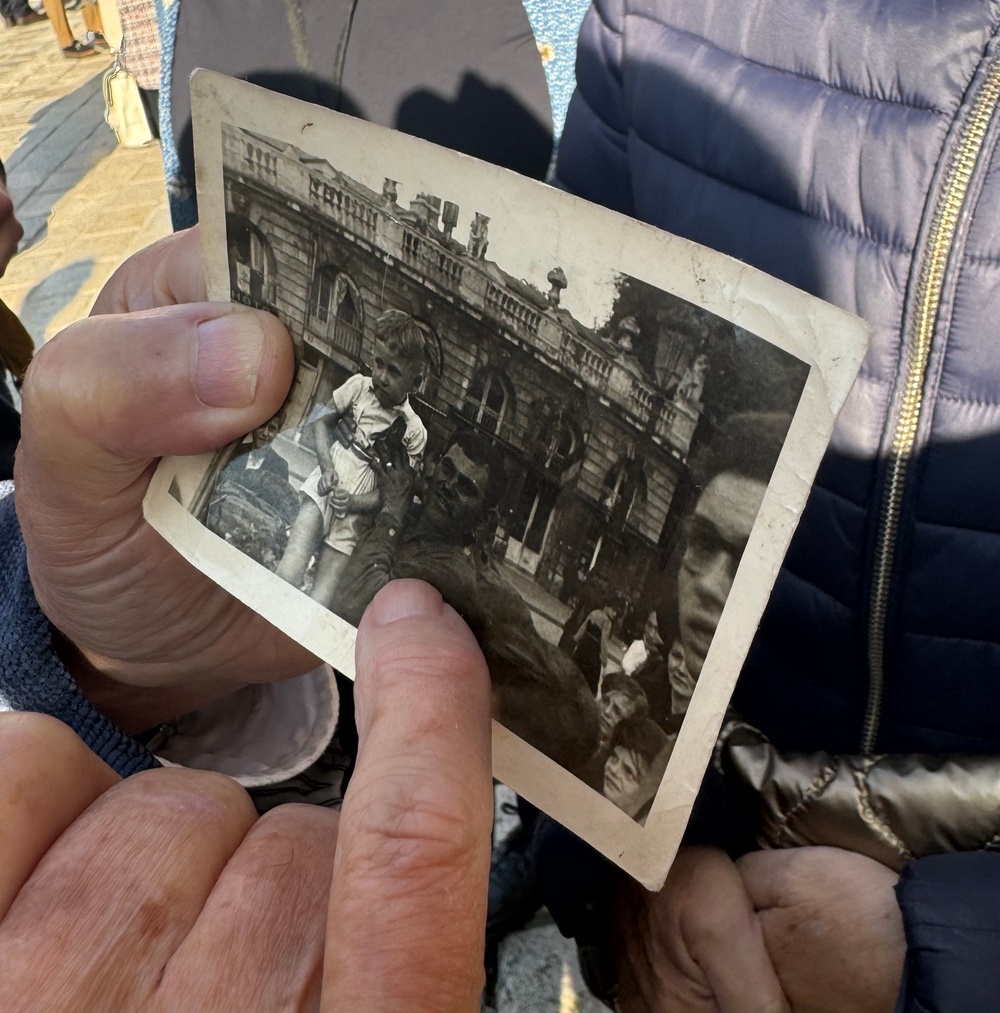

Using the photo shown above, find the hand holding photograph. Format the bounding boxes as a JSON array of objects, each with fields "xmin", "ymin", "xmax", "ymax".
[{"xmin": 144, "ymin": 71, "xmax": 869, "ymax": 888}]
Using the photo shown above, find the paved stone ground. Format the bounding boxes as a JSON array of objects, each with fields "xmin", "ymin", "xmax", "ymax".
[
  {"xmin": 488, "ymin": 786, "xmax": 609, "ymax": 1013},
  {"xmin": 0, "ymin": 17, "xmax": 607, "ymax": 1012},
  {"xmin": 0, "ymin": 13, "xmax": 170, "ymax": 345}
]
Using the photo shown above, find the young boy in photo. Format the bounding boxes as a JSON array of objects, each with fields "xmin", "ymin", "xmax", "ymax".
[
  {"xmin": 602, "ymin": 715, "xmax": 670, "ymax": 820},
  {"xmin": 276, "ymin": 309, "xmax": 428, "ymax": 606}
]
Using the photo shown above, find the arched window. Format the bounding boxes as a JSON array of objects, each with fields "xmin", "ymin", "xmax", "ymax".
[
  {"xmin": 463, "ymin": 369, "xmax": 514, "ymax": 436},
  {"xmin": 602, "ymin": 454, "xmax": 647, "ymax": 527},
  {"xmin": 226, "ymin": 214, "xmax": 276, "ymax": 308},
  {"xmin": 310, "ymin": 266, "xmax": 364, "ymax": 360},
  {"xmin": 544, "ymin": 418, "xmax": 581, "ymax": 472}
]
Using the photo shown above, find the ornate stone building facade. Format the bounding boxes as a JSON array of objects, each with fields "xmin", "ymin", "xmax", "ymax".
[{"xmin": 223, "ymin": 127, "xmax": 704, "ymax": 611}]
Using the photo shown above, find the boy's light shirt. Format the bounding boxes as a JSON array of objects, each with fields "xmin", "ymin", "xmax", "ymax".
[{"xmin": 304, "ymin": 373, "xmax": 427, "ymax": 466}]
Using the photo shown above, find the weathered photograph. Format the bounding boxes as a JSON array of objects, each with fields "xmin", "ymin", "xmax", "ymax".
[
  {"xmin": 145, "ymin": 73, "xmax": 868, "ymax": 887},
  {"xmin": 185, "ymin": 121, "xmax": 809, "ymax": 822}
]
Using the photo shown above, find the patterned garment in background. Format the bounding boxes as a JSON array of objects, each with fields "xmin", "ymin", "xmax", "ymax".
[
  {"xmin": 249, "ymin": 735, "xmax": 352, "ymax": 813},
  {"xmin": 118, "ymin": 0, "xmax": 162, "ymax": 90}
]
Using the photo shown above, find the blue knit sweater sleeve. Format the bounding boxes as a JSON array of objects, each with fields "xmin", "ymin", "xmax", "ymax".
[{"xmin": 0, "ymin": 482, "xmax": 158, "ymax": 777}]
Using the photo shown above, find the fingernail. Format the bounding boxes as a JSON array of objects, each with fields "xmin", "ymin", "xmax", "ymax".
[
  {"xmin": 196, "ymin": 313, "xmax": 265, "ymax": 408},
  {"xmin": 367, "ymin": 579, "xmax": 445, "ymax": 627}
]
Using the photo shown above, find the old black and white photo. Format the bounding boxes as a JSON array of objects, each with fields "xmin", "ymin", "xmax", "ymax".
[{"xmin": 145, "ymin": 73, "xmax": 868, "ymax": 886}]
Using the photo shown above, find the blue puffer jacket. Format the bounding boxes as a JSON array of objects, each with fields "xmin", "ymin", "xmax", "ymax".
[{"xmin": 552, "ymin": 0, "xmax": 1000, "ymax": 1007}]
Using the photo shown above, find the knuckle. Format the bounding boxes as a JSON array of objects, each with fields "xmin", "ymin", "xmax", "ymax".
[
  {"xmin": 345, "ymin": 769, "xmax": 485, "ymax": 886},
  {"xmin": 365, "ymin": 625, "xmax": 486, "ymax": 698},
  {"xmin": 0, "ymin": 713, "xmax": 121, "ymax": 809},
  {"xmin": 0, "ymin": 711, "xmax": 85, "ymax": 760},
  {"xmin": 115, "ymin": 767, "xmax": 256, "ymax": 831}
]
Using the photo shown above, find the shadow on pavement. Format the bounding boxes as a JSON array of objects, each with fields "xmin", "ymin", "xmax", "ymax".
[
  {"xmin": 6, "ymin": 72, "xmax": 117, "ymax": 252},
  {"xmin": 18, "ymin": 258, "xmax": 94, "ymax": 346}
]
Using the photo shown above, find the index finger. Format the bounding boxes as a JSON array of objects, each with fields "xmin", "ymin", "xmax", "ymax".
[
  {"xmin": 324, "ymin": 580, "xmax": 493, "ymax": 1012},
  {"xmin": 91, "ymin": 226, "xmax": 207, "ymax": 315}
]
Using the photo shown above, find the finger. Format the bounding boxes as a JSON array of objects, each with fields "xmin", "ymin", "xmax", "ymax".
[
  {"xmin": 737, "ymin": 849, "xmax": 799, "ymax": 912},
  {"xmin": 19, "ymin": 301, "xmax": 294, "ymax": 504},
  {"xmin": 738, "ymin": 846, "xmax": 899, "ymax": 912},
  {"xmin": 324, "ymin": 580, "xmax": 493, "ymax": 1013},
  {"xmin": 91, "ymin": 226, "xmax": 207, "ymax": 314},
  {"xmin": 0, "ymin": 712, "xmax": 119, "ymax": 920},
  {"xmin": 15, "ymin": 300, "xmax": 307, "ymax": 690},
  {"xmin": 701, "ymin": 913, "xmax": 790, "ymax": 1013},
  {"xmin": 163, "ymin": 804, "xmax": 339, "ymax": 1011},
  {"xmin": 678, "ymin": 850, "xmax": 790, "ymax": 1013},
  {"xmin": 0, "ymin": 767, "xmax": 257, "ymax": 1011}
]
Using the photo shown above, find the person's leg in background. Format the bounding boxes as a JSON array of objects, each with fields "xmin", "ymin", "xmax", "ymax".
[
  {"xmin": 40, "ymin": 0, "xmax": 94, "ymax": 55},
  {"xmin": 80, "ymin": 0, "xmax": 108, "ymax": 49},
  {"xmin": 0, "ymin": 0, "xmax": 46, "ymax": 27}
]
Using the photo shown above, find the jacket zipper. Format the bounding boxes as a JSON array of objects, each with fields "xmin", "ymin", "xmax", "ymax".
[{"xmin": 863, "ymin": 55, "xmax": 1000, "ymax": 754}]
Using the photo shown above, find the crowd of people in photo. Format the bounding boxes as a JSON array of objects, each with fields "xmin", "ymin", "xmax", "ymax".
[{"xmin": 210, "ymin": 338, "xmax": 789, "ymax": 825}]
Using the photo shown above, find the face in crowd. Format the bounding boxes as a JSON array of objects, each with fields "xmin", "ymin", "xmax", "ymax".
[
  {"xmin": 603, "ymin": 743, "xmax": 646, "ymax": 812},
  {"xmin": 602, "ymin": 715, "xmax": 670, "ymax": 816},
  {"xmin": 641, "ymin": 609, "xmax": 663, "ymax": 652},
  {"xmin": 370, "ymin": 337, "xmax": 423, "ymax": 410},
  {"xmin": 423, "ymin": 441, "xmax": 492, "ymax": 538},
  {"xmin": 676, "ymin": 471, "xmax": 766, "ymax": 678},
  {"xmin": 598, "ymin": 682, "xmax": 647, "ymax": 753}
]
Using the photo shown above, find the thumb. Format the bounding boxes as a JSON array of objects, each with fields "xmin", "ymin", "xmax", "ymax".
[{"xmin": 16, "ymin": 301, "xmax": 293, "ymax": 515}]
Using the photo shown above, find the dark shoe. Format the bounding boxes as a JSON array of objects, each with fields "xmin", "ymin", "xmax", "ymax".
[
  {"xmin": 14, "ymin": 10, "xmax": 47, "ymax": 24},
  {"xmin": 61, "ymin": 39, "xmax": 95, "ymax": 58}
]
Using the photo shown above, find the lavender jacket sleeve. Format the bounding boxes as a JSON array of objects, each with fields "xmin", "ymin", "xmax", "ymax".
[{"xmin": 0, "ymin": 481, "xmax": 158, "ymax": 777}]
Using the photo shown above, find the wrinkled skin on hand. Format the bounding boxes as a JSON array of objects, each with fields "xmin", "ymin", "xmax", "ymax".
[
  {"xmin": 611, "ymin": 845, "xmax": 905, "ymax": 1013},
  {"xmin": 0, "ymin": 580, "xmax": 493, "ymax": 1013},
  {"xmin": 15, "ymin": 228, "xmax": 319, "ymax": 731},
  {"xmin": 612, "ymin": 846, "xmax": 789, "ymax": 1013},
  {"xmin": 738, "ymin": 847, "xmax": 905, "ymax": 1013}
]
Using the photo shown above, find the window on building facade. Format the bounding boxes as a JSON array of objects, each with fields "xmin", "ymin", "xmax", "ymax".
[
  {"xmin": 464, "ymin": 369, "xmax": 514, "ymax": 436},
  {"xmin": 227, "ymin": 215, "xmax": 277, "ymax": 308},
  {"xmin": 310, "ymin": 267, "xmax": 364, "ymax": 362},
  {"xmin": 602, "ymin": 455, "xmax": 647, "ymax": 528},
  {"xmin": 544, "ymin": 418, "xmax": 580, "ymax": 471}
]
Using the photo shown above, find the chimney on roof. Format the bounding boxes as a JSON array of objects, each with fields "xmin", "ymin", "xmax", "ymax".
[{"xmin": 442, "ymin": 201, "xmax": 459, "ymax": 242}]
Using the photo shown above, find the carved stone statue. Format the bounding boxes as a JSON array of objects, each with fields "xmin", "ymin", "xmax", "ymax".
[
  {"xmin": 469, "ymin": 212, "xmax": 490, "ymax": 259},
  {"xmin": 676, "ymin": 352, "xmax": 710, "ymax": 404}
]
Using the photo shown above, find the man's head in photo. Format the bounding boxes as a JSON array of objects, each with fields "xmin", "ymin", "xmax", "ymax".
[
  {"xmin": 598, "ymin": 672, "xmax": 649, "ymax": 752},
  {"xmin": 676, "ymin": 411, "xmax": 791, "ymax": 679},
  {"xmin": 423, "ymin": 429, "xmax": 506, "ymax": 539}
]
